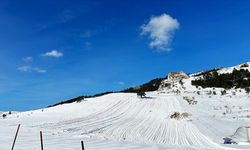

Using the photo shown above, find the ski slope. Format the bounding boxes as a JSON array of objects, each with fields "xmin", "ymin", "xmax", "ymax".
[{"xmin": 1, "ymin": 91, "xmax": 248, "ymax": 150}]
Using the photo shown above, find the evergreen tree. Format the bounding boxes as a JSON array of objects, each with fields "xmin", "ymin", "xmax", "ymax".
[
  {"xmin": 245, "ymin": 87, "xmax": 250, "ymax": 94},
  {"xmin": 221, "ymin": 90, "xmax": 227, "ymax": 95},
  {"xmin": 2, "ymin": 114, "xmax": 6, "ymax": 118},
  {"xmin": 137, "ymin": 91, "xmax": 146, "ymax": 98},
  {"xmin": 179, "ymin": 80, "xmax": 184, "ymax": 86},
  {"xmin": 192, "ymin": 69, "xmax": 250, "ymax": 89}
]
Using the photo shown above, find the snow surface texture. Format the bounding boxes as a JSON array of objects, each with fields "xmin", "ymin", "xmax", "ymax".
[{"xmin": 1, "ymin": 63, "xmax": 250, "ymax": 150}]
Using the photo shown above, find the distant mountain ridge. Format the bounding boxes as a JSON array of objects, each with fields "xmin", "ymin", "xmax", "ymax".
[
  {"xmin": 50, "ymin": 62, "xmax": 250, "ymax": 107},
  {"xmin": 191, "ymin": 62, "xmax": 250, "ymax": 89}
]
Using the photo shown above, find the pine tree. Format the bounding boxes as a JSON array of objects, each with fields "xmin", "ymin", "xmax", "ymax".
[
  {"xmin": 245, "ymin": 87, "xmax": 250, "ymax": 94},
  {"xmin": 137, "ymin": 91, "xmax": 146, "ymax": 98},
  {"xmin": 221, "ymin": 90, "xmax": 227, "ymax": 95}
]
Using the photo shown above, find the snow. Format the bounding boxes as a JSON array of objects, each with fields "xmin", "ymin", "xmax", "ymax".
[
  {"xmin": 231, "ymin": 127, "xmax": 250, "ymax": 143},
  {"xmin": 1, "ymin": 91, "xmax": 249, "ymax": 149},
  {"xmin": 1, "ymin": 63, "xmax": 250, "ymax": 150},
  {"xmin": 217, "ymin": 62, "xmax": 250, "ymax": 74}
]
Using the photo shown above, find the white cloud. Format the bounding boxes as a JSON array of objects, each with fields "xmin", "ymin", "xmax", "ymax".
[
  {"xmin": 115, "ymin": 81, "xmax": 125, "ymax": 86},
  {"xmin": 42, "ymin": 50, "xmax": 63, "ymax": 58},
  {"xmin": 17, "ymin": 66, "xmax": 46, "ymax": 73},
  {"xmin": 141, "ymin": 13, "xmax": 179, "ymax": 51},
  {"xmin": 81, "ymin": 30, "xmax": 96, "ymax": 38},
  {"xmin": 23, "ymin": 56, "xmax": 33, "ymax": 62},
  {"xmin": 17, "ymin": 66, "xmax": 31, "ymax": 72},
  {"xmin": 80, "ymin": 23, "xmax": 113, "ymax": 39},
  {"xmin": 33, "ymin": 67, "xmax": 47, "ymax": 73},
  {"xmin": 59, "ymin": 9, "xmax": 76, "ymax": 23}
]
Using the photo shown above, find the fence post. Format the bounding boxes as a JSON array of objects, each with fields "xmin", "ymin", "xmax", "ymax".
[
  {"xmin": 81, "ymin": 141, "xmax": 84, "ymax": 150},
  {"xmin": 40, "ymin": 131, "xmax": 44, "ymax": 150},
  {"xmin": 11, "ymin": 124, "xmax": 21, "ymax": 150}
]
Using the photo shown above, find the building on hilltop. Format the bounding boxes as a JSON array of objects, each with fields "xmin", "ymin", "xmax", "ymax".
[{"xmin": 167, "ymin": 72, "xmax": 189, "ymax": 81}]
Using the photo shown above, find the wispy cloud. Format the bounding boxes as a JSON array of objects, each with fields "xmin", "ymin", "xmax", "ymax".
[
  {"xmin": 18, "ymin": 66, "xmax": 31, "ymax": 72},
  {"xmin": 42, "ymin": 50, "xmax": 63, "ymax": 58},
  {"xmin": 80, "ymin": 30, "xmax": 96, "ymax": 38},
  {"xmin": 23, "ymin": 56, "xmax": 33, "ymax": 62},
  {"xmin": 33, "ymin": 68, "xmax": 47, "ymax": 73},
  {"xmin": 59, "ymin": 9, "xmax": 76, "ymax": 23},
  {"xmin": 80, "ymin": 21, "xmax": 114, "ymax": 39},
  {"xmin": 141, "ymin": 13, "xmax": 179, "ymax": 51},
  {"xmin": 115, "ymin": 81, "xmax": 125, "ymax": 86},
  {"xmin": 37, "ymin": 9, "xmax": 77, "ymax": 30},
  {"xmin": 17, "ymin": 66, "xmax": 46, "ymax": 73}
]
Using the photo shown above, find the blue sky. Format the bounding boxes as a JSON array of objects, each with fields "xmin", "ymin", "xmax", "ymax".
[{"xmin": 1, "ymin": 0, "xmax": 250, "ymax": 111}]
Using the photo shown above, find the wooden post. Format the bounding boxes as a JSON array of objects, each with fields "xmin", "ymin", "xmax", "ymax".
[
  {"xmin": 11, "ymin": 124, "xmax": 21, "ymax": 150},
  {"xmin": 81, "ymin": 141, "xmax": 84, "ymax": 150},
  {"xmin": 40, "ymin": 131, "xmax": 44, "ymax": 150}
]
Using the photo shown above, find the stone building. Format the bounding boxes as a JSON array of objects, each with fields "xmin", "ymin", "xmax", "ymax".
[{"xmin": 167, "ymin": 72, "xmax": 189, "ymax": 81}]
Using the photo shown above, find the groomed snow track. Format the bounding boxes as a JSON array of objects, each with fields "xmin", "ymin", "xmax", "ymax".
[{"xmin": 0, "ymin": 92, "xmax": 235, "ymax": 150}]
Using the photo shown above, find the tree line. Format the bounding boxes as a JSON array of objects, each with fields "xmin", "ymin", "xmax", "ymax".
[{"xmin": 192, "ymin": 68, "xmax": 250, "ymax": 89}]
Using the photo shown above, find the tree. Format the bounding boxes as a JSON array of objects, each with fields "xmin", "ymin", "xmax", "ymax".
[
  {"xmin": 179, "ymin": 80, "xmax": 184, "ymax": 86},
  {"xmin": 197, "ymin": 91, "xmax": 201, "ymax": 95},
  {"xmin": 2, "ymin": 114, "xmax": 6, "ymax": 118},
  {"xmin": 137, "ymin": 91, "xmax": 146, "ymax": 98},
  {"xmin": 208, "ymin": 91, "xmax": 212, "ymax": 95},
  {"xmin": 241, "ymin": 63, "xmax": 249, "ymax": 68},
  {"xmin": 191, "ymin": 69, "xmax": 250, "ymax": 89},
  {"xmin": 76, "ymin": 97, "xmax": 84, "ymax": 103},
  {"xmin": 245, "ymin": 87, "xmax": 250, "ymax": 94},
  {"xmin": 221, "ymin": 90, "xmax": 227, "ymax": 95}
]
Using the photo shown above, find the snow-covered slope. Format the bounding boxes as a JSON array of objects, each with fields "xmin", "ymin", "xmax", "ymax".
[
  {"xmin": 1, "ymin": 92, "xmax": 250, "ymax": 150},
  {"xmin": 1, "ymin": 62, "xmax": 250, "ymax": 150},
  {"xmin": 217, "ymin": 62, "xmax": 250, "ymax": 74}
]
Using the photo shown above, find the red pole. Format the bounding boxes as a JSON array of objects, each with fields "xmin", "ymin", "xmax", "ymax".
[
  {"xmin": 11, "ymin": 124, "xmax": 21, "ymax": 150},
  {"xmin": 40, "ymin": 131, "xmax": 44, "ymax": 150},
  {"xmin": 81, "ymin": 141, "xmax": 84, "ymax": 150}
]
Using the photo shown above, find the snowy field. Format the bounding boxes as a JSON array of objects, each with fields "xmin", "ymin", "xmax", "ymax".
[{"xmin": 1, "ymin": 91, "xmax": 250, "ymax": 150}]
